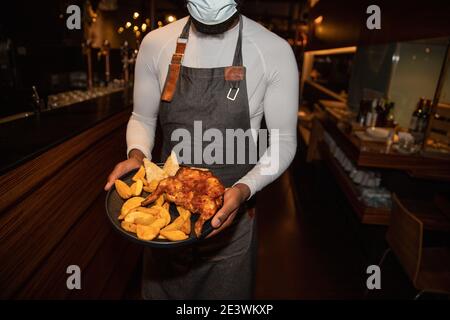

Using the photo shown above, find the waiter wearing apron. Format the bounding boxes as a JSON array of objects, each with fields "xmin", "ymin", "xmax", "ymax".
[{"xmin": 105, "ymin": 0, "xmax": 298, "ymax": 299}]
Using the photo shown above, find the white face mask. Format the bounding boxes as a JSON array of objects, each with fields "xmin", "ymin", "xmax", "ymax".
[{"xmin": 186, "ymin": 0, "xmax": 237, "ymax": 25}]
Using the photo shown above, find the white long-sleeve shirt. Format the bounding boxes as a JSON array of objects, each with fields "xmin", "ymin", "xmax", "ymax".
[{"xmin": 127, "ymin": 15, "xmax": 298, "ymax": 198}]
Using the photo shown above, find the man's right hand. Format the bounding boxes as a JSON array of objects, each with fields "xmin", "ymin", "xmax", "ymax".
[{"xmin": 104, "ymin": 149, "xmax": 145, "ymax": 191}]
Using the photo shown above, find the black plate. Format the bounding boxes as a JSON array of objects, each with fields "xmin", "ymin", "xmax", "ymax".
[{"xmin": 105, "ymin": 166, "xmax": 213, "ymax": 248}]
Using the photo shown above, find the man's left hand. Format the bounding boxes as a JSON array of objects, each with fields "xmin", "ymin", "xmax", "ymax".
[{"xmin": 206, "ymin": 183, "xmax": 251, "ymax": 238}]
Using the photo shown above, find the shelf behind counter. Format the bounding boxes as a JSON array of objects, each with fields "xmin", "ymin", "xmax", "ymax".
[
  {"xmin": 318, "ymin": 99, "xmax": 450, "ymax": 180},
  {"xmin": 0, "ymin": 88, "xmax": 133, "ymax": 175},
  {"xmin": 306, "ymin": 100, "xmax": 450, "ymax": 231}
]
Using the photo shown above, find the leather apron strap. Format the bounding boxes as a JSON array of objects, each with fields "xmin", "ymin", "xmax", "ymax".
[
  {"xmin": 161, "ymin": 17, "xmax": 245, "ymax": 103},
  {"xmin": 161, "ymin": 20, "xmax": 191, "ymax": 102}
]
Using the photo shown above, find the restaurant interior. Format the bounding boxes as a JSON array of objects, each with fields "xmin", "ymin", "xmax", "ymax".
[{"xmin": 0, "ymin": 0, "xmax": 449, "ymax": 300}]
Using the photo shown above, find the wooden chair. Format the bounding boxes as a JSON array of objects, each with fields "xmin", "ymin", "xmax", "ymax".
[{"xmin": 378, "ymin": 194, "xmax": 450, "ymax": 299}]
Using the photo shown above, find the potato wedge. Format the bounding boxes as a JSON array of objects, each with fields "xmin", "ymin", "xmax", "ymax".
[
  {"xmin": 155, "ymin": 194, "xmax": 165, "ymax": 207},
  {"xmin": 136, "ymin": 224, "xmax": 159, "ymax": 240},
  {"xmin": 115, "ymin": 179, "xmax": 132, "ymax": 199},
  {"xmin": 119, "ymin": 196, "xmax": 145, "ymax": 220},
  {"xmin": 160, "ymin": 230, "xmax": 188, "ymax": 241},
  {"xmin": 177, "ymin": 206, "xmax": 191, "ymax": 220},
  {"xmin": 163, "ymin": 151, "xmax": 179, "ymax": 176},
  {"xmin": 143, "ymin": 179, "xmax": 159, "ymax": 193},
  {"xmin": 134, "ymin": 215, "xmax": 157, "ymax": 226},
  {"xmin": 132, "ymin": 165, "xmax": 146, "ymax": 182},
  {"xmin": 130, "ymin": 182, "xmax": 136, "ymax": 193},
  {"xmin": 162, "ymin": 216, "xmax": 184, "ymax": 232},
  {"xmin": 152, "ymin": 205, "xmax": 171, "ymax": 226},
  {"xmin": 163, "ymin": 202, "xmax": 170, "ymax": 212},
  {"xmin": 130, "ymin": 206, "xmax": 160, "ymax": 216},
  {"xmin": 180, "ymin": 216, "xmax": 191, "ymax": 235},
  {"xmin": 121, "ymin": 221, "xmax": 137, "ymax": 233},
  {"xmin": 143, "ymin": 158, "xmax": 167, "ymax": 184},
  {"xmin": 125, "ymin": 211, "xmax": 156, "ymax": 225},
  {"xmin": 130, "ymin": 179, "xmax": 143, "ymax": 196},
  {"xmin": 151, "ymin": 218, "xmax": 167, "ymax": 229},
  {"xmin": 140, "ymin": 177, "xmax": 148, "ymax": 186}
]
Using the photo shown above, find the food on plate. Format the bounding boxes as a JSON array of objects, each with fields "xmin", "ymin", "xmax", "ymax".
[
  {"xmin": 144, "ymin": 158, "xmax": 167, "ymax": 184},
  {"xmin": 162, "ymin": 216, "xmax": 185, "ymax": 232},
  {"xmin": 141, "ymin": 166, "xmax": 225, "ymax": 237},
  {"xmin": 143, "ymin": 179, "xmax": 159, "ymax": 193},
  {"xmin": 177, "ymin": 206, "xmax": 190, "ymax": 220},
  {"xmin": 132, "ymin": 165, "xmax": 146, "ymax": 182},
  {"xmin": 180, "ymin": 213, "xmax": 191, "ymax": 235},
  {"xmin": 121, "ymin": 221, "xmax": 137, "ymax": 233},
  {"xmin": 155, "ymin": 194, "xmax": 165, "ymax": 206},
  {"xmin": 176, "ymin": 206, "xmax": 192, "ymax": 234},
  {"xmin": 136, "ymin": 224, "xmax": 160, "ymax": 241},
  {"xmin": 130, "ymin": 179, "xmax": 143, "ymax": 196},
  {"xmin": 153, "ymin": 205, "xmax": 171, "ymax": 226},
  {"xmin": 160, "ymin": 230, "xmax": 189, "ymax": 241},
  {"xmin": 119, "ymin": 196, "xmax": 145, "ymax": 220},
  {"xmin": 152, "ymin": 217, "xmax": 167, "ymax": 229},
  {"xmin": 163, "ymin": 151, "xmax": 180, "ymax": 176},
  {"xmin": 124, "ymin": 211, "xmax": 157, "ymax": 225},
  {"xmin": 129, "ymin": 206, "xmax": 160, "ymax": 216},
  {"xmin": 113, "ymin": 151, "xmax": 222, "ymax": 242},
  {"xmin": 115, "ymin": 179, "xmax": 132, "ymax": 199}
]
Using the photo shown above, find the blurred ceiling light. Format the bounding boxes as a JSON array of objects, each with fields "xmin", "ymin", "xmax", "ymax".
[
  {"xmin": 310, "ymin": 0, "xmax": 320, "ymax": 8},
  {"xmin": 141, "ymin": 23, "xmax": 147, "ymax": 32},
  {"xmin": 166, "ymin": 15, "xmax": 176, "ymax": 23},
  {"xmin": 157, "ymin": 21, "xmax": 163, "ymax": 27},
  {"xmin": 125, "ymin": 21, "xmax": 132, "ymax": 28},
  {"xmin": 135, "ymin": 30, "xmax": 141, "ymax": 37},
  {"xmin": 306, "ymin": 47, "xmax": 357, "ymax": 55},
  {"xmin": 118, "ymin": 26, "xmax": 124, "ymax": 34},
  {"xmin": 314, "ymin": 16, "xmax": 323, "ymax": 24},
  {"xmin": 425, "ymin": 47, "xmax": 431, "ymax": 53},
  {"xmin": 145, "ymin": 18, "xmax": 151, "ymax": 25},
  {"xmin": 133, "ymin": 25, "xmax": 139, "ymax": 32},
  {"xmin": 133, "ymin": 12, "xmax": 140, "ymax": 19}
]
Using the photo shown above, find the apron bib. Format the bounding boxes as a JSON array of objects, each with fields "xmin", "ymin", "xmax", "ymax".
[{"xmin": 142, "ymin": 16, "xmax": 257, "ymax": 299}]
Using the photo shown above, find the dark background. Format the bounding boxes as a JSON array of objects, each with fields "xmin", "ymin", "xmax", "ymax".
[{"xmin": 1, "ymin": 0, "xmax": 449, "ymax": 117}]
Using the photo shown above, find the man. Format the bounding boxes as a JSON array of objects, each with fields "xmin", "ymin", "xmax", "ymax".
[{"xmin": 105, "ymin": 0, "xmax": 298, "ymax": 299}]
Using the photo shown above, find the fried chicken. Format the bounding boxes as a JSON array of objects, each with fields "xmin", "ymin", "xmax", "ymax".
[{"xmin": 141, "ymin": 167, "xmax": 225, "ymax": 237}]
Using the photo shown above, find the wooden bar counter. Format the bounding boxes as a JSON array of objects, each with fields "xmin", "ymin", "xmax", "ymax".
[{"xmin": 0, "ymin": 89, "xmax": 142, "ymax": 299}]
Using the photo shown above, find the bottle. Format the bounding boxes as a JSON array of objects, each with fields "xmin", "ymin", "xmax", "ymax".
[
  {"xmin": 418, "ymin": 99, "xmax": 432, "ymax": 133},
  {"xmin": 357, "ymin": 100, "xmax": 368, "ymax": 126},
  {"xmin": 385, "ymin": 102, "xmax": 395, "ymax": 127},
  {"xmin": 376, "ymin": 99, "xmax": 386, "ymax": 127},
  {"xmin": 370, "ymin": 99, "xmax": 378, "ymax": 127},
  {"xmin": 409, "ymin": 98, "xmax": 424, "ymax": 132},
  {"xmin": 365, "ymin": 99, "xmax": 375, "ymax": 127}
]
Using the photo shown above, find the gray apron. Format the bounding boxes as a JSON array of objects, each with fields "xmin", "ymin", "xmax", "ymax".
[{"xmin": 142, "ymin": 16, "xmax": 257, "ymax": 300}]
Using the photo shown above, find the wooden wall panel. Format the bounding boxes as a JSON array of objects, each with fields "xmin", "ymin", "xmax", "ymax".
[
  {"xmin": 16, "ymin": 195, "xmax": 118, "ymax": 299},
  {"xmin": 0, "ymin": 109, "xmax": 143, "ymax": 299},
  {"xmin": 0, "ymin": 111, "xmax": 130, "ymax": 213}
]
